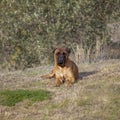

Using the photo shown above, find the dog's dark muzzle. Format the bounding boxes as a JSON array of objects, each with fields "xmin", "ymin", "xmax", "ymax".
[{"xmin": 57, "ymin": 54, "xmax": 66, "ymax": 66}]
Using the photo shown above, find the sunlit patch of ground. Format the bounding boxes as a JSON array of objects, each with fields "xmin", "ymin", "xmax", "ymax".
[{"xmin": 0, "ymin": 59, "xmax": 120, "ymax": 120}]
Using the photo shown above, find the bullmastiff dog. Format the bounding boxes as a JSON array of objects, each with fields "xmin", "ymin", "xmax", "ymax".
[{"xmin": 41, "ymin": 48, "xmax": 78, "ymax": 86}]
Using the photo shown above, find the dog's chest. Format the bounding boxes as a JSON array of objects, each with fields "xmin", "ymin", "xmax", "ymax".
[{"xmin": 55, "ymin": 67, "xmax": 70, "ymax": 78}]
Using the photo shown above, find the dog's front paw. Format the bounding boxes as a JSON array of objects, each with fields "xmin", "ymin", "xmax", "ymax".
[{"xmin": 41, "ymin": 75, "xmax": 47, "ymax": 79}]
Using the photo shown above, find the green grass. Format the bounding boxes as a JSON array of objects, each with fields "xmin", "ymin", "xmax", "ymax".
[{"xmin": 0, "ymin": 89, "xmax": 51, "ymax": 106}]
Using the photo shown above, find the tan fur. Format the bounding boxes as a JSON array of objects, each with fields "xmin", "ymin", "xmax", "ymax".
[{"xmin": 41, "ymin": 48, "xmax": 78, "ymax": 86}]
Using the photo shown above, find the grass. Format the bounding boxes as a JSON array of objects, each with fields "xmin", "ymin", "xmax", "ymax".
[
  {"xmin": 103, "ymin": 83, "xmax": 120, "ymax": 120},
  {"xmin": 49, "ymin": 99, "xmax": 69, "ymax": 109},
  {"xmin": 77, "ymin": 97, "xmax": 91, "ymax": 106},
  {"xmin": 0, "ymin": 60, "xmax": 120, "ymax": 120},
  {"xmin": 0, "ymin": 89, "xmax": 51, "ymax": 106}
]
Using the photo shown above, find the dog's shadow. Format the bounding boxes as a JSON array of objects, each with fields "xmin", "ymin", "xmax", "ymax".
[{"xmin": 78, "ymin": 71, "xmax": 98, "ymax": 80}]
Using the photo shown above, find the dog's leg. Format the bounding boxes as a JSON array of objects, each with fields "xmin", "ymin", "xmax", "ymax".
[
  {"xmin": 66, "ymin": 76, "xmax": 75, "ymax": 87},
  {"xmin": 41, "ymin": 70, "xmax": 55, "ymax": 79},
  {"xmin": 54, "ymin": 75, "xmax": 64, "ymax": 87},
  {"xmin": 55, "ymin": 79, "xmax": 61, "ymax": 87}
]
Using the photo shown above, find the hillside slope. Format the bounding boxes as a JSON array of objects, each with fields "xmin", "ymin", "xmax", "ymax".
[{"xmin": 0, "ymin": 59, "xmax": 120, "ymax": 120}]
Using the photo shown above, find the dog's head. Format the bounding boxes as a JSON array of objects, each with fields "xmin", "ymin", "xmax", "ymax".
[{"xmin": 53, "ymin": 48, "xmax": 71, "ymax": 67}]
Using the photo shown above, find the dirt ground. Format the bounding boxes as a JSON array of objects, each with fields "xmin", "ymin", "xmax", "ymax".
[{"xmin": 0, "ymin": 59, "xmax": 120, "ymax": 120}]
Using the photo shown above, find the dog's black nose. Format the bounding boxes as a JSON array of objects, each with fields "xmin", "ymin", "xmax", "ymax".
[
  {"xmin": 57, "ymin": 54, "xmax": 65, "ymax": 65},
  {"xmin": 58, "ymin": 61, "xmax": 63, "ymax": 64}
]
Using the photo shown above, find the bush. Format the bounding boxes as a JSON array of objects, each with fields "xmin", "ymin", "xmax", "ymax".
[{"xmin": 0, "ymin": 0, "xmax": 120, "ymax": 70}]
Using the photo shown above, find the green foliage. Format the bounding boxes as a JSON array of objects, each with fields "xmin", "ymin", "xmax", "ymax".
[
  {"xmin": 0, "ymin": 89, "xmax": 51, "ymax": 106},
  {"xmin": 0, "ymin": 0, "xmax": 120, "ymax": 69}
]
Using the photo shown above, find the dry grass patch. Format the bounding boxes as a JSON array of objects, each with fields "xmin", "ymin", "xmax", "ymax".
[{"xmin": 0, "ymin": 60, "xmax": 120, "ymax": 120}]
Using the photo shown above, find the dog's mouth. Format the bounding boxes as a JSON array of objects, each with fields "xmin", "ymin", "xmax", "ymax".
[{"xmin": 57, "ymin": 54, "xmax": 66, "ymax": 67}]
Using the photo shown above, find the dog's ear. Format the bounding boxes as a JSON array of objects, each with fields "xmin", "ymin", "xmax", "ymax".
[
  {"xmin": 53, "ymin": 48, "xmax": 57, "ymax": 53},
  {"xmin": 66, "ymin": 48, "xmax": 71, "ymax": 54}
]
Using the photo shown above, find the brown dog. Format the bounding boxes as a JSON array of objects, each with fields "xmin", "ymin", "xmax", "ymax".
[{"xmin": 41, "ymin": 48, "xmax": 78, "ymax": 86}]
